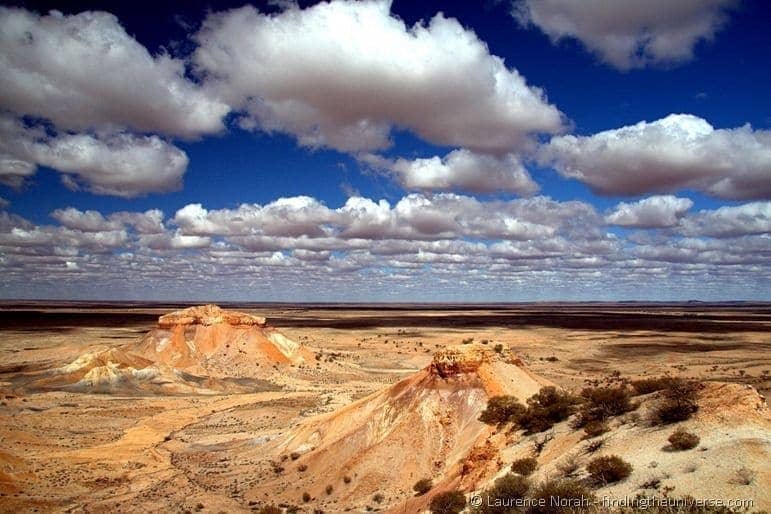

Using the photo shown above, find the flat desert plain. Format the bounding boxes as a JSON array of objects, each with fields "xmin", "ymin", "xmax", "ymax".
[{"xmin": 0, "ymin": 303, "xmax": 769, "ymax": 513}]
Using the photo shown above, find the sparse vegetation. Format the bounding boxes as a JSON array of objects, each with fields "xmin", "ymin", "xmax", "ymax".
[
  {"xmin": 343, "ymin": 475, "xmax": 352, "ymax": 484},
  {"xmin": 257, "ymin": 506, "xmax": 282, "ymax": 514},
  {"xmin": 639, "ymin": 477, "xmax": 662, "ymax": 490},
  {"xmin": 372, "ymin": 493, "xmax": 384, "ymax": 503},
  {"xmin": 298, "ymin": 464, "xmax": 308, "ymax": 472},
  {"xmin": 510, "ymin": 457, "xmax": 538, "ymax": 476},
  {"xmin": 582, "ymin": 420, "xmax": 609, "ymax": 438},
  {"xmin": 429, "ymin": 490, "xmax": 466, "ymax": 514},
  {"xmin": 731, "ymin": 467, "xmax": 755, "ymax": 486},
  {"xmin": 527, "ymin": 479, "xmax": 595, "ymax": 514},
  {"xmin": 574, "ymin": 385, "xmax": 634, "ymax": 428},
  {"xmin": 587, "ymin": 455, "xmax": 633, "ymax": 485},
  {"xmin": 651, "ymin": 380, "xmax": 700, "ymax": 425},
  {"xmin": 667, "ymin": 428, "xmax": 700, "ymax": 450},
  {"xmin": 493, "ymin": 344, "xmax": 504, "ymax": 354},
  {"xmin": 302, "ymin": 492, "xmax": 311, "ymax": 503},
  {"xmin": 476, "ymin": 474, "xmax": 530, "ymax": 513},
  {"xmin": 325, "ymin": 485, "xmax": 334, "ymax": 495},
  {"xmin": 517, "ymin": 386, "xmax": 579, "ymax": 434},
  {"xmin": 584, "ymin": 438, "xmax": 605, "ymax": 454},
  {"xmin": 479, "ymin": 395, "xmax": 526, "ymax": 426},
  {"xmin": 557, "ymin": 455, "xmax": 581, "ymax": 478},
  {"xmin": 462, "ymin": 337, "xmax": 475, "ymax": 345},
  {"xmin": 413, "ymin": 478, "xmax": 433, "ymax": 496},
  {"xmin": 532, "ymin": 432, "xmax": 554, "ymax": 455},
  {"xmin": 631, "ymin": 376, "xmax": 681, "ymax": 395}
]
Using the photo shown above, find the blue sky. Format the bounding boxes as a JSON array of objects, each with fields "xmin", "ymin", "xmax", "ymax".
[{"xmin": 0, "ymin": 0, "xmax": 769, "ymax": 301}]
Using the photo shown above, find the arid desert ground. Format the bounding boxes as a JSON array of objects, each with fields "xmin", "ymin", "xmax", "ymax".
[{"xmin": 0, "ymin": 303, "xmax": 769, "ymax": 513}]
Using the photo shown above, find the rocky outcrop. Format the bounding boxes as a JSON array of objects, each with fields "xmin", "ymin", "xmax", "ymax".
[
  {"xmin": 430, "ymin": 345, "xmax": 551, "ymax": 400},
  {"xmin": 135, "ymin": 305, "xmax": 310, "ymax": 375},
  {"xmin": 30, "ymin": 348, "xmax": 217, "ymax": 395},
  {"xmin": 157, "ymin": 304, "xmax": 266, "ymax": 328},
  {"xmin": 246, "ymin": 344, "xmax": 552, "ymax": 511},
  {"xmin": 26, "ymin": 305, "xmax": 308, "ymax": 394}
]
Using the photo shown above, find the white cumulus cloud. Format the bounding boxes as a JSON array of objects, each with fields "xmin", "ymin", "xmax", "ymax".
[
  {"xmin": 192, "ymin": 0, "xmax": 564, "ymax": 153},
  {"xmin": 679, "ymin": 202, "xmax": 771, "ymax": 238},
  {"xmin": 362, "ymin": 149, "xmax": 539, "ymax": 194},
  {"xmin": 540, "ymin": 114, "xmax": 771, "ymax": 200},
  {"xmin": 512, "ymin": 0, "xmax": 738, "ymax": 69},
  {"xmin": 606, "ymin": 195, "xmax": 693, "ymax": 228},
  {"xmin": 0, "ymin": 7, "xmax": 228, "ymax": 138},
  {"xmin": 0, "ymin": 114, "xmax": 188, "ymax": 197}
]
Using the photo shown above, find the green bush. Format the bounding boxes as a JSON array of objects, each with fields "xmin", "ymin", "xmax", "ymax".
[
  {"xmin": 586, "ymin": 455, "xmax": 633, "ymax": 485},
  {"xmin": 510, "ymin": 457, "xmax": 538, "ymax": 476},
  {"xmin": 476, "ymin": 474, "xmax": 530, "ymax": 514},
  {"xmin": 574, "ymin": 386, "xmax": 634, "ymax": 427},
  {"xmin": 526, "ymin": 479, "xmax": 595, "ymax": 514},
  {"xmin": 413, "ymin": 478, "xmax": 433, "ymax": 496},
  {"xmin": 429, "ymin": 490, "xmax": 466, "ymax": 514},
  {"xmin": 668, "ymin": 428, "xmax": 700, "ymax": 450},
  {"xmin": 518, "ymin": 387, "xmax": 579, "ymax": 434},
  {"xmin": 480, "ymin": 395, "xmax": 526, "ymax": 425}
]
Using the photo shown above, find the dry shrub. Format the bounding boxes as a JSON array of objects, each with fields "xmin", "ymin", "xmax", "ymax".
[
  {"xmin": 480, "ymin": 388, "xmax": 577, "ymax": 434},
  {"xmin": 639, "ymin": 477, "xmax": 661, "ymax": 490},
  {"xmin": 584, "ymin": 438, "xmax": 605, "ymax": 454},
  {"xmin": 511, "ymin": 457, "xmax": 538, "ymax": 476},
  {"xmin": 574, "ymin": 386, "xmax": 634, "ymax": 428},
  {"xmin": 731, "ymin": 467, "xmax": 755, "ymax": 485},
  {"xmin": 413, "ymin": 478, "xmax": 433, "ymax": 496},
  {"xmin": 476, "ymin": 474, "xmax": 530, "ymax": 513},
  {"xmin": 651, "ymin": 380, "xmax": 700, "ymax": 425},
  {"xmin": 526, "ymin": 479, "xmax": 595, "ymax": 514},
  {"xmin": 479, "ymin": 395, "xmax": 526, "ymax": 426},
  {"xmin": 257, "ymin": 506, "xmax": 282, "ymax": 514},
  {"xmin": 582, "ymin": 420, "xmax": 609, "ymax": 438},
  {"xmin": 586, "ymin": 455, "xmax": 633, "ymax": 485},
  {"xmin": 667, "ymin": 428, "xmax": 700, "ymax": 450},
  {"xmin": 429, "ymin": 490, "xmax": 466, "ymax": 514},
  {"xmin": 557, "ymin": 456, "xmax": 581, "ymax": 478},
  {"xmin": 518, "ymin": 387, "xmax": 579, "ymax": 434},
  {"xmin": 631, "ymin": 376, "xmax": 681, "ymax": 395},
  {"xmin": 532, "ymin": 432, "xmax": 554, "ymax": 455}
]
